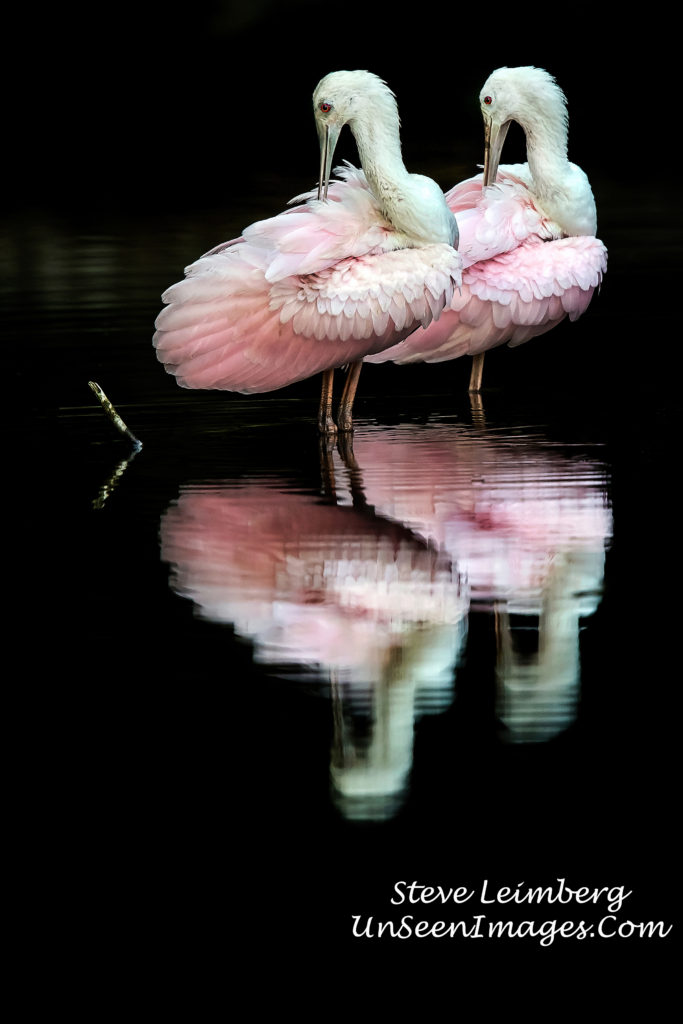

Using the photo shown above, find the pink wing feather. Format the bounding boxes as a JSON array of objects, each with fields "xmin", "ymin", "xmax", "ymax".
[
  {"xmin": 368, "ymin": 168, "xmax": 606, "ymax": 366},
  {"xmin": 448, "ymin": 168, "xmax": 561, "ymax": 267},
  {"xmin": 154, "ymin": 165, "xmax": 463, "ymax": 393}
]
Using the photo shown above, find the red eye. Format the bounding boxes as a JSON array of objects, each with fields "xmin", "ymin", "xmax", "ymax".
[
  {"xmin": 484, "ymin": 95, "xmax": 492, "ymax": 105},
  {"xmin": 319, "ymin": 101, "xmax": 332, "ymax": 113}
]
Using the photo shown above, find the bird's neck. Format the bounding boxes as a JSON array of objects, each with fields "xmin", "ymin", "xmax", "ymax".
[
  {"xmin": 351, "ymin": 117, "xmax": 416, "ymax": 224},
  {"xmin": 348, "ymin": 114, "xmax": 456, "ymax": 246},
  {"xmin": 523, "ymin": 118, "xmax": 570, "ymax": 206}
]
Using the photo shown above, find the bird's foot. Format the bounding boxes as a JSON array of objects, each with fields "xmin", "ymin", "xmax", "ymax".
[
  {"xmin": 318, "ymin": 413, "xmax": 338, "ymax": 436},
  {"xmin": 469, "ymin": 391, "xmax": 486, "ymax": 427},
  {"xmin": 336, "ymin": 432, "xmax": 358, "ymax": 467},
  {"xmin": 336, "ymin": 408, "xmax": 354, "ymax": 433}
]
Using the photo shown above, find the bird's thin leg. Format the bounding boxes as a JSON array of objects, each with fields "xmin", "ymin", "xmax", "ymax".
[
  {"xmin": 469, "ymin": 391, "xmax": 486, "ymax": 428},
  {"xmin": 469, "ymin": 353, "xmax": 485, "ymax": 393},
  {"xmin": 336, "ymin": 434, "xmax": 371, "ymax": 510},
  {"xmin": 318, "ymin": 369, "xmax": 337, "ymax": 435},
  {"xmin": 336, "ymin": 431, "xmax": 358, "ymax": 471},
  {"xmin": 319, "ymin": 435, "xmax": 338, "ymax": 501},
  {"xmin": 494, "ymin": 602, "xmax": 512, "ymax": 707},
  {"xmin": 337, "ymin": 360, "xmax": 363, "ymax": 432}
]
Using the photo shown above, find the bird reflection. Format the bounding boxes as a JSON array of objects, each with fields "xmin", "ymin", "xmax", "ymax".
[
  {"xmin": 160, "ymin": 474, "xmax": 468, "ymax": 820},
  {"xmin": 160, "ymin": 418, "xmax": 611, "ymax": 818},
  {"xmin": 347, "ymin": 424, "xmax": 612, "ymax": 744},
  {"xmin": 494, "ymin": 549, "xmax": 604, "ymax": 742},
  {"xmin": 330, "ymin": 621, "xmax": 464, "ymax": 820}
]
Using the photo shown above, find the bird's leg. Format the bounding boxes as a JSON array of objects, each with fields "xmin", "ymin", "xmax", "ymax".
[
  {"xmin": 469, "ymin": 353, "xmax": 485, "ymax": 393},
  {"xmin": 318, "ymin": 369, "xmax": 337, "ymax": 435},
  {"xmin": 336, "ymin": 431, "xmax": 358, "ymax": 470},
  {"xmin": 469, "ymin": 391, "xmax": 486, "ymax": 428},
  {"xmin": 318, "ymin": 435, "xmax": 338, "ymax": 501},
  {"xmin": 494, "ymin": 601, "xmax": 512, "ymax": 706},
  {"xmin": 337, "ymin": 360, "xmax": 363, "ymax": 432},
  {"xmin": 336, "ymin": 434, "xmax": 372, "ymax": 511}
]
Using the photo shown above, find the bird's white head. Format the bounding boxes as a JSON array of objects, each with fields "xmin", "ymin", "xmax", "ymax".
[
  {"xmin": 313, "ymin": 70, "xmax": 400, "ymax": 200},
  {"xmin": 479, "ymin": 66, "xmax": 568, "ymax": 186}
]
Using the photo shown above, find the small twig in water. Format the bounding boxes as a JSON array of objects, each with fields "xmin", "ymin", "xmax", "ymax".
[{"xmin": 88, "ymin": 381, "xmax": 142, "ymax": 450}]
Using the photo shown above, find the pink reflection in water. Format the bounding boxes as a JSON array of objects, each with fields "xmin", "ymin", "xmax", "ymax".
[
  {"xmin": 336, "ymin": 423, "xmax": 612, "ymax": 743},
  {"xmin": 161, "ymin": 484, "xmax": 467, "ymax": 820},
  {"xmin": 160, "ymin": 420, "xmax": 612, "ymax": 816},
  {"xmin": 345, "ymin": 424, "xmax": 611, "ymax": 610},
  {"xmin": 161, "ymin": 486, "xmax": 466, "ymax": 683}
]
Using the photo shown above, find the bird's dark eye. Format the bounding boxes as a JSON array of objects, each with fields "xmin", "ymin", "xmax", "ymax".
[
  {"xmin": 484, "ymin": 95, "xmax": 492, "ymax": 105},
  {"xmin": 319, "ymin": 101, "xmax": 332, "ymax": 113}
]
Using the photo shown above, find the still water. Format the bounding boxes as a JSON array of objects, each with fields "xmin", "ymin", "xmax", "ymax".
[
  {"xmin": 8, "ymin": 182, "xmax": 677, "ymax": 983},
  {"xmin": 159, "ymin": 421, "xmax": 611, "ymax": 821}
]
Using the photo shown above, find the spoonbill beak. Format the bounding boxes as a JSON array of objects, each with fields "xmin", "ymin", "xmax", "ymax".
[
  {"xmin": 482, "ymin": 115, "xmax": 511, "ymax": 187},
  {"xmin": 317, "ymin": 121, "xmax": 342, "ymax": 201}
]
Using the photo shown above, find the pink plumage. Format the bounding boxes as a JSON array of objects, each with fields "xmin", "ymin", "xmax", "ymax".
[
  {"xmin": 368, "ymin": 68, "xmax": 607, "ymax": 376},
  {"xmin": 154, "ymin": 168, "xmax": 460, "ymax": 393},
  {"xmin": 160, "ymin": 481, "xmax": 465, "ymax": 680},
  {"xmin": 154, "ymin": 69, "xmax": 462, "ymax": 404},
  {"xmin": 368, "ymin": 172, "xmax": 606, "ymax": 366}
]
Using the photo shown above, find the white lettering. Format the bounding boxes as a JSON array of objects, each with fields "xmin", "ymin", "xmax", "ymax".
[
  {"xmin": 351, "ymin": 915, "xmax": 374, "ymax": 938},
  {"xmin": 391, "ymin": 880, "xmax": 474, "ymax": 905}
]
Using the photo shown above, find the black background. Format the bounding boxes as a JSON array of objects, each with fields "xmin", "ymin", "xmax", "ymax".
[
  {"xmin": 7, "ymin": 1, "xmax": 680, "ymax": 1012},
  {"xmin": 7, "ymin": 1, "xmax": 670, "ymax": 213}
]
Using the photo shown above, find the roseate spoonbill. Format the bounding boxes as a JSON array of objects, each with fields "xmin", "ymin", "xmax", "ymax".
[
  {"xmin": 345, "ymin": 421, "xmax": 612, "ymax": 742},
  {"xmin": 159, "ymin": 419, "xmax": 611, "ymax": 807},
  {"xmin": 367, "ymin": 67, "xmax": 607, "ymax": 391},
  {"xmin": 153, "ymin": 70, "xmax": 461, "ymax": 433},
  {"xmin": 160, "ymin": 476, "xmax": 467, "ymax": 820}
]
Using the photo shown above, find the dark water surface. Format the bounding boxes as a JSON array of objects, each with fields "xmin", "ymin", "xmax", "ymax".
[{"xmin": 8, "ymin": 176, "xmax": 679, "ymax": 1000}]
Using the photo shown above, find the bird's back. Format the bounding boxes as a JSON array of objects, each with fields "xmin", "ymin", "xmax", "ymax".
[
  {"xmin": 154, "ymin": 167, "xmax": 462, "ymax": 393},
  {"xmin": 446, "ymin": 167, "xmax": 563, "ymax": 267}
]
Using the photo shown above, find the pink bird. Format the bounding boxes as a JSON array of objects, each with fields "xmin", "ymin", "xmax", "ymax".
[
  {"xmin": 158, "ymin": 421, "xmax": 612, "ymax": 760},
  {"xmin": 344, "ymin": 422, "xmax": 612, "ymax": 743},
  {"xmin": 153, "ymin": 70, "xmax": 461, "ymax": 432},
  {"xmin": 367, "ymin": 67, "xmax": 607, "ymax": 391},
  {"xmin": 160, "ymin": 478, "xmax": 467, "ymax": 818}
]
